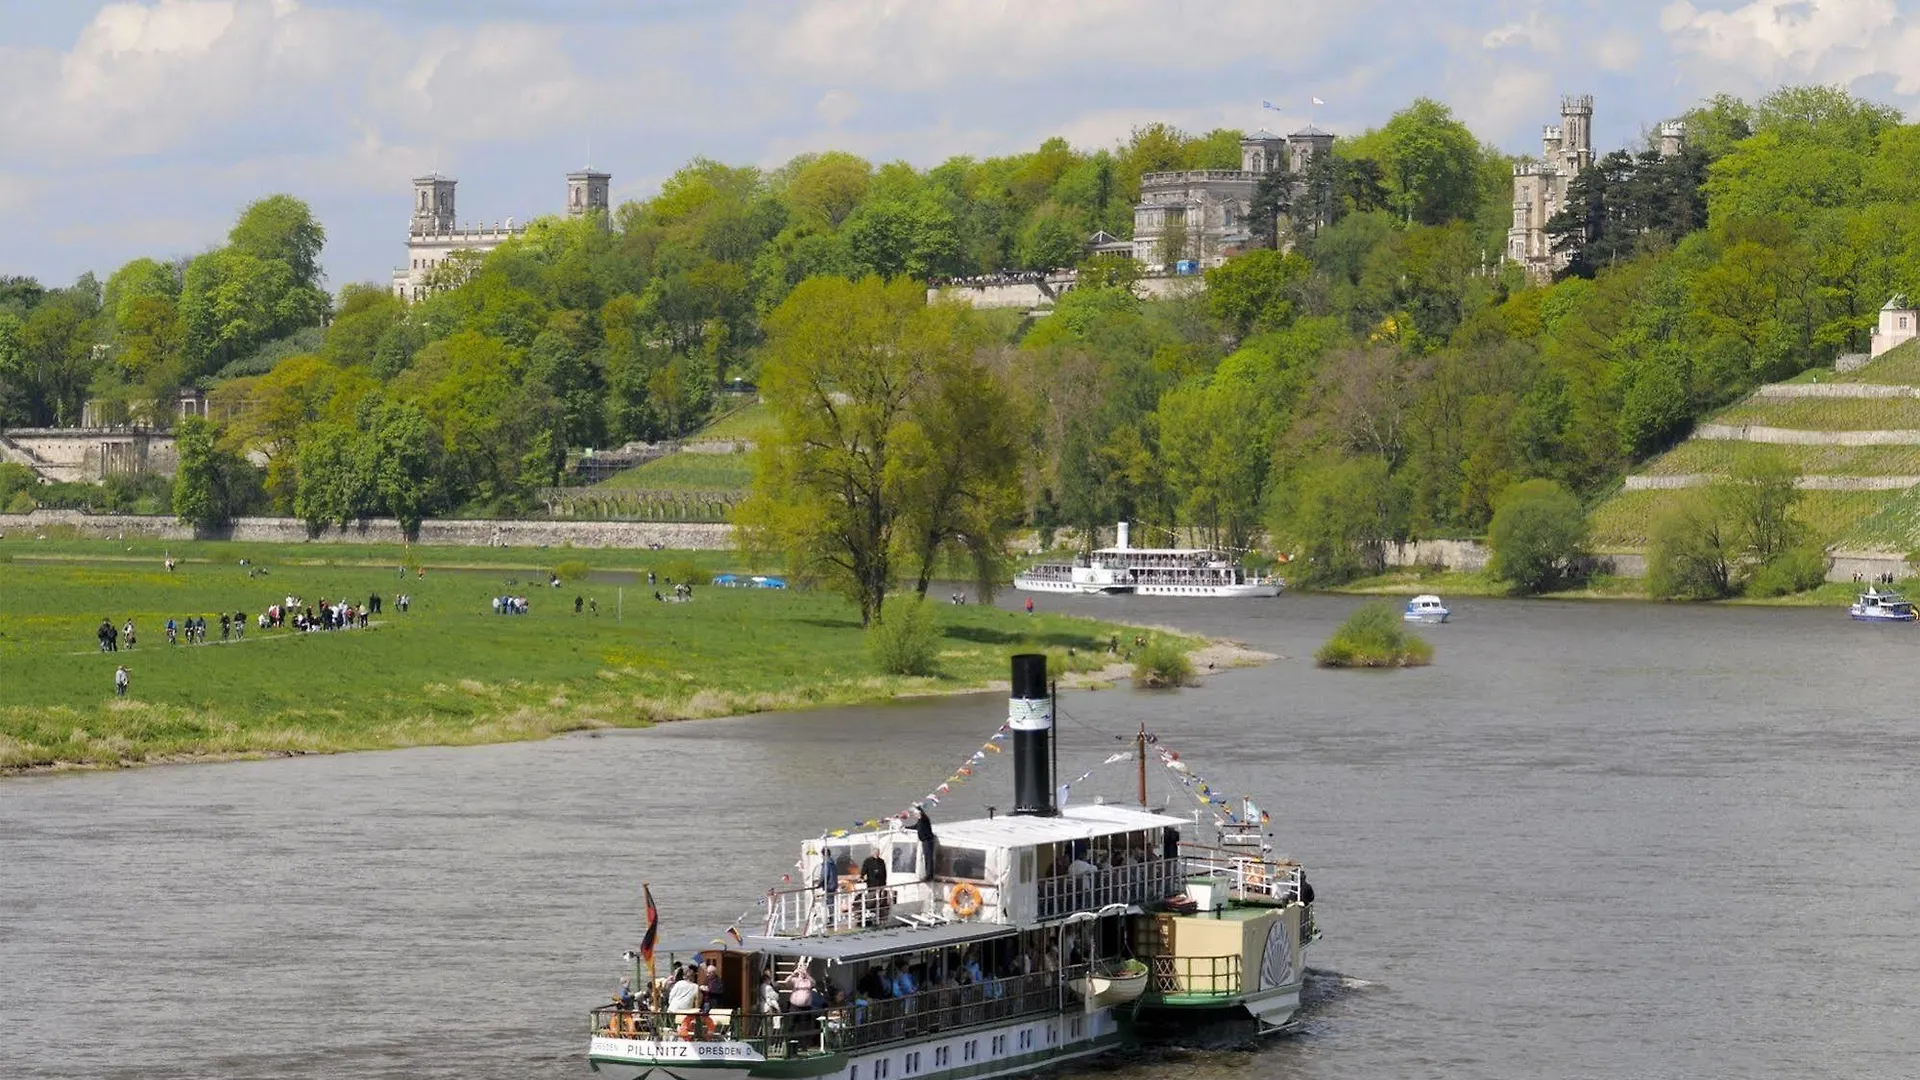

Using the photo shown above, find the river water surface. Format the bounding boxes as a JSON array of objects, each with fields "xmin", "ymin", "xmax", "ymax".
[{"xmin": 4, "ymin": 593, "xmax": 1918, "ymax": 1079}]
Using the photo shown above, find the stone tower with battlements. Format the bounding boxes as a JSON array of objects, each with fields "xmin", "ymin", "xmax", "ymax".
[
  {"xmin": 1507, "ymin": 94, "xmax": 1595, "ymax": 282},
  {"xmin": 566, "ymin": 168, "xmax": 611, "ymax": 218},
  {"xmin": 392, "ymin": 169, "xmax": 613, "ymax": 301}
]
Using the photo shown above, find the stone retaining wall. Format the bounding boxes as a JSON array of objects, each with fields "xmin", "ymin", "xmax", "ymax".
[
  {"xmin": 1625, "ymin": 473, "xmax": 1920, "ymax": 491},
  {"xmin": 1750, "ymin": 383, "xmax": 1920, "ymax": 399},
  {"xmin": 1694, "ymin": 424, "xmax": 1920, "ymax": 446},
  {"xmin": 1829, "ymin": 550, "xmax": 1915, "ymax": 581},
  {"xmin": 0, "ymin": 509, "xmax": 736, "ymax": 550}
]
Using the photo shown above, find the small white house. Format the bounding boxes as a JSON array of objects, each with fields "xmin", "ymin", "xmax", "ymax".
[{"xmin": 1870, "ymin": 295, "xmax": 1919, "ymax": 358}]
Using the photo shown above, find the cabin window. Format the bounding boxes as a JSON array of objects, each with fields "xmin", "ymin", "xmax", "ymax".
[
  {"xmin": 891, "ymin": 846, "xmax": 918, "ymax": 875},
  {"xmin": 935, "ymin": 845, "xmax": 989, "ymax": 881}
]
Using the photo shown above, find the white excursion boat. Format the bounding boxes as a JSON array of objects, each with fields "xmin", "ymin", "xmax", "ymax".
[
  {"xmin": 1849, "ymin": 587, "xmax": 1916, "ymax": 622},
  {"xmin": 586, "ymin": 655, "xmax": 1320, "ymax": 1080},
  {"xmin": 1403, "ymin": 595, "xmax": 1450, "ymax": 624},
  {"xmin": 1012, "ymin": 523, "xmax": 1284, "ymax": 598}
]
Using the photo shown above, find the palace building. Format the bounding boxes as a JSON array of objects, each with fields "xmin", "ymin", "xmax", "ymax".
[{"xmin": 391, "ymin": 168, "xmax": 611, "ymax": 302}]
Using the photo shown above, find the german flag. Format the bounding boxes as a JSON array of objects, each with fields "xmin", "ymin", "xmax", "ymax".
[{"xmin": 640, "ymin": 884, "xmax": 659, "ymax": 979}]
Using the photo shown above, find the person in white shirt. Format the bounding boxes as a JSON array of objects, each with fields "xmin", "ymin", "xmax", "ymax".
[{"xmin": 668, "ymin": 971, "xmax": 703, "ymax": 1015}]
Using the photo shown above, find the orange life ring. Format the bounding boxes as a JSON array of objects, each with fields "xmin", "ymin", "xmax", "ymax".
[{"xmin": 949, "ymin": 882, "xmax": 983, "ymax": 917}]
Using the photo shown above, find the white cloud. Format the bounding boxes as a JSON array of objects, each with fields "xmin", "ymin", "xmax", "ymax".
[
  {"xmin": 1661, "ymin": 0, "xmax": 1920, "ymax": 94},
  {"xmin": 1593, "ymin": 29, "xmax": 1644, "ymax": 72},
  {"xmin": 1482, "ymin": 11, "xmax": 1562, "ymax": 54},
  {"xmin": 754, "ymin": 0, "xmax": 1357, "ymax": 91},
  {"xmin": 1450, "ymin": 67, "xmax": 1556, "ymax": 145},
  {"xmin": 815, "ymin": 89, "xmax": 860, "ymax": 127}
]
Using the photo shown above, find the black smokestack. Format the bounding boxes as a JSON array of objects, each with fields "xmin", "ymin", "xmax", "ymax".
[{"xmin": 1010, "ymin": 653, "xmax": 1055, "ymax": 816}]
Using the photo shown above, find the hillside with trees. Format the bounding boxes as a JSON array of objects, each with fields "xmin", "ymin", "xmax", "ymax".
[{"xmin": 6, "ymin": 85, "xmax": 1920, "ymax": 592}]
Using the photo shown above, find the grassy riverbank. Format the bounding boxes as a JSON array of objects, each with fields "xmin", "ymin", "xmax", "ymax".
[
  {"xmin": 0, "ymin": 547, "xmax": 1202, "ymax": 772},
  {"xmin": 1328, "ymin": 567, "xmax": 1872, "ymax": 606}
]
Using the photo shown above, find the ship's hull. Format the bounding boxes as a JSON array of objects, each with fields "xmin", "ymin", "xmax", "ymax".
[
  {"xmin": 1849, "ymin": 608, "xmax": 1915, "ymax": 621},
  {"xmin": 590, "ymin": 1011, "xmax": 1122, "ymax": 1080},
  {"xmin": 1133, "ymin": 582, "xmax": 1282, "ymax": 598},
  {"xmin": 1012, "ymin": 575, "xmax": 1131, "ymax": 595}
]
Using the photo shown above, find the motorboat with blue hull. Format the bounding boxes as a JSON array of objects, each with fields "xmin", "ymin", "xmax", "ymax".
[
  {"xmin": 1850, "ymin": 587, "xmax": 1916, "ymax": 622},
  {"xmin": 1403, "ymin": 595, "xmax": 1450, "ymax": 624},
  {"xmin": 586, "ymin": 657, "xmax": 1320, "ymax": 1078}
]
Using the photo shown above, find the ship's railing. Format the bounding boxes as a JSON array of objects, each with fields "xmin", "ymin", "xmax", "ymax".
[
  {"xmin": 1036, "ymin": 857, "xmax": 1180, "ymax": 919},
  {"xmin": 590, "ymin": 969, "xmax": 1080, "ymax": 1057},
  {"xmin": 1146, "ymin": 954, "xmax": 1241, "ymax": 998},
  {"xmin": 764, "ymin": 877, "xmax": 977, "ymax": 937},
  {"xmin": 1177, "ymin": 845, "xmax": 1304, "ymax": 905},
  {"xmin": 815, "ymin": 968, "xmax": 1075, "ymax": 1053}
]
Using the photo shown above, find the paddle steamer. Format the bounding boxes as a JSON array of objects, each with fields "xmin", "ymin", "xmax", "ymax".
[
  {"xmin": 1012, "ymin": 523, "xmax": 1284, "ymax": 598},
  {"xmin": 586, "ymin": 655, "xmax": 1319, "ymax": 1078}
]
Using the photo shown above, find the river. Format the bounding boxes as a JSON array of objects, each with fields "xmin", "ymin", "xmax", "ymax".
[{"xmin": 3, "ymin": 592, "xmax": 1917, "ymax": 1079}]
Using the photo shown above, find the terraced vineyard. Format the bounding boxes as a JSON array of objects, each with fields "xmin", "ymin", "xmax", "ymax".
[
  {"xmin": 1835, "ymin": 485, "xmax": 1920, "ymax": 551},
  {"xmin": 1835, "ymin": 339, "xmax": 1920, "ymax": 383},
  {"xmin": 1640, "ymin": 441, "xmax": 1920, "ymax": 476},
  {"xmin": 594, "ymin": 451, "xmax": 753, "ymax": 491},
  {"xmin": 1589, "ymin": 489, "xmax": 1892, "ymax": 549},
  {"xmin": 1711, "ymin": 396, "xmax": 1920, "ymax": 430}
]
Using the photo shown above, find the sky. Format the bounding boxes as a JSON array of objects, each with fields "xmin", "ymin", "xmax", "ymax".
[{"xmin": 3, "ymin": 0, "xmax": 1920, "ymax": 290}]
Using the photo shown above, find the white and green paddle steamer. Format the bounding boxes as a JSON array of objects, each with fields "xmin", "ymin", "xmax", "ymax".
[{"xmin": 586, "ymin": 654, "xmax": 1320, "ymax": 1079}]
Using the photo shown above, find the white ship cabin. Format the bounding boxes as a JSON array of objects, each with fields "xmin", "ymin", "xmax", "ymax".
[{"xmin": 771, "ymin": 803, "xmax": 1192, "ymax": 936}]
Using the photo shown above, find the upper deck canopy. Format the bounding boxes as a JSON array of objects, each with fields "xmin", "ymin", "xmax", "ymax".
[
  {"xmin": 828, "ymin": 803, "xmax": 1189, "ymax": 853},
  {"xmin": 737, "ymin": 920, "xmax": 1019, "ymax": 963}
]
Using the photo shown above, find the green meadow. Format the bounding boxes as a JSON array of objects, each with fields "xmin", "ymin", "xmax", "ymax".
[{"xmin": 0, "ymin": 539, "xmax": 1187, "ymax": 772}]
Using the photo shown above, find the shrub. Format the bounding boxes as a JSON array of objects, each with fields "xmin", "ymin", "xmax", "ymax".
[
  {"xmin": 1131, "ymin": 639, "xmax": 1195, "ymax": 688},
  {"xmin": 867, "ymin": 595, "xmax": 938, "ymax": 676},
  {"xmin": 5, "ymin": 489, "xmax": 35, "ymax": 514},
  {"xmin": 657, "ymin": 559, "xmax": 711, "ymax": 586},
  {"xmin": 552, "ymin": 559, "xmax": 593, "ymax": 583},
  {"xmin": 1486, "ymin": 479, "xmax": 1588, "ymax": 594},
  {"xmin": 1315, "ymin": 602, "xmax": 1434, "ymax": 668},
  {"xmin": 1744, "ymin": 546, "xmax": 1830, "ymax": 598}
]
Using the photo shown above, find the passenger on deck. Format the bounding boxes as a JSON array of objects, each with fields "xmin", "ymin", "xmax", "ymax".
[
  {"xmin": 618, "ymin": 976, "xmax": 636, "ymax": 1009},
  {"xmin": 861, "ymin": 844, "xmax": 889, "ymax": 924},
  {"xmin": 757, "ymin": 972, "xmax": 784, "ymax": 1018},
  {"xmin": 858, "ymin": 965, "xmax": 890, "ymax": 1001},
  {"xmin": 668, "ymin": 968, "xmax": 703, "ymax": 1014},
  {"xmin": 914, "ymin": 807, "xmax": 936, "ymax": 879}
]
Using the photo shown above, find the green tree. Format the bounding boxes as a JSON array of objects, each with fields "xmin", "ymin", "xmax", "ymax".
[
  {"xmin": 1722, "ymin": 448, "xmax": 1803, "ymax": 563},
  {"xmin": 1646, "ymin": 489, "xmax": 1735, "ymax": 600},
  {"xmin": 1271, "ymin": 455, "xmax": 1408, "ymax": 584},
  {"xmin": 1485, "ymin": 479, "xmax": 1588, "ymax": 594},
  {"xmin": 1204, "ymin": 249, "xmax": 1310, "ymax": 339},
  {"xmin": 171, "ymin": 416, "xmax": 247, "ymax": 528},
  {"xmin": 364, "ymin": 399, "xmax": 440, "ymax": 534},
  {"xmin": 1350, "ymin": 98, "xmax": 1485, "ymax": 226},
  {"xmin": 228, "ymin": 194, "xmax": 328, "ymax": 288},
  {"xmin": 737, "ymin": 276, "xmax": 925, "ymax": 623},
  {"xmin": 739, "ymin": 276, "xmax": 1013, "ymax": 624},
  {"xmin": 891, "ymin": 306, "xmax": 1029, "ymax": 599}
]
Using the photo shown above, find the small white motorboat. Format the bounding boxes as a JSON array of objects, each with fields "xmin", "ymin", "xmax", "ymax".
[
  {"xmin": 1849, "ymin": 587, "xmax": 1916, "ymax": 622},
  {"xmin": 1404, "ymin": 594, "xmax": 1450, "ymax": 624}
]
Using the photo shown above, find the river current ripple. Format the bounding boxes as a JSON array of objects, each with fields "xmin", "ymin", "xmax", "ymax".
[{"xmin": 4, "ymin": 592, "xmax": 1918, "ymax": 1079}]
